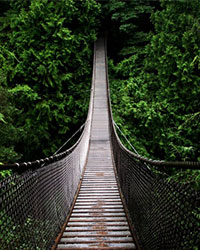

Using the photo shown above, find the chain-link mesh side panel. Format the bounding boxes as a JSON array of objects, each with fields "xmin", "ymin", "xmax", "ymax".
[
  {"xmin": 0, "ymin": 146, "xmax": 85, "ymax": 250},
  {"xmin": 111, "ymin": 132, "xmax": 200, "ymax": 250},
  {"xmin": 0, "ymin": 37, "xmax": 94, "ymax": 250}
]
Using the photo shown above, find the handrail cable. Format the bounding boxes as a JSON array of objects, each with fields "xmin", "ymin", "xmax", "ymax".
[
  {"xmin": 113, "ymin": 120, "xmax": 200, "ymax": 170},
  {"xmin": 114, "ymin": 121, "xmax": 151, "ymax": 170},
  {"xmin": 104, "ymin": 35, "xmax": 200, "ymax": 170},
  {"xmin": 105, "ymin": 36, "xmax": 200, "ymax": 250},
  {"xmin": 0, "ymin": 36, "xmax": 200, "ymax": 250},
  {"xmin": 113, "ymin": 121, "xmax": 139, "ymax": 155},
  {"xmin": 52, "ymin": 122, "xmax": 86, "ymax": 156}
]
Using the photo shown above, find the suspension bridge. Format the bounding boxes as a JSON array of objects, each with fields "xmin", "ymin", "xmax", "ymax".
[{"xmin": 0, "ymin": 38, "xmax": 199, "ymax": 250}]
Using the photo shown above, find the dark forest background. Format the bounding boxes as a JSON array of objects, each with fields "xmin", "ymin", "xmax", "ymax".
[{"xmin": 0, "ymin": 0, "xmax": 199, "ymax": 188}]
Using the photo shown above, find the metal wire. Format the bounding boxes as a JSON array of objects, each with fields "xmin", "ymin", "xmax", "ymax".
[
  {"xmin": 113, "ymin": 121, "xmax": 139, "ymax": 155},
  {"xmin": 53, "ymin": 122, "xmax": 86, "ymax": 156},
  {"xmin": 105, "ymin": 38, "xmax": 200, "ymax": 249},
  {"xmin": 114, "ymin": 121, "xmax": 151, "ymax": 171},
  {"xmin": 0, "ymin": 41, "xmax": 95, "ymax": 250},
  {"xmin": 110, "ymin": 129, "xmax": 200, "ymax": 249},
  {"xmin": 0, "ymin": 156, "xmax": 80, "ymax": 249},
  {"xmin": 0, "ymin": 37, "xmax": 200, "ymax": 250}
]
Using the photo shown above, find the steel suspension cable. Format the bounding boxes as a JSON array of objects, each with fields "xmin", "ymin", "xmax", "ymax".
[
  {"xmin": 53, "ymin": 122, "xmax": 86, "ymax": 156},
  {"xmin": 114, "ymin": 121, "xmax": 151, "ymax": 170},
  {"xmin": 113, "ymin": 121, "xmax": 139, "ymax": 155}
]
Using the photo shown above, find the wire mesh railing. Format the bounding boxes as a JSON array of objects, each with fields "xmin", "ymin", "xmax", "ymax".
[
  {"xmin": 104, "ymin": 37, "xmax": 200, "ymax": 249},
  {"xmin": 1, "ymin": 154, "xmax": 80, "ymax": 249},
  {"xmin": 0, "ymin": 111, "xmax": 92, "ymax": 249},
  {"xmin": 0, "ymin": 121, "xmax": 92, "ymax": 250},
  {"xmin": 110, "ymin": 132, "xmax": 200, "ymax": 249},
  {"xmin": 1, "ymin": 37, "xmax": 200, "ymax": 250},
  {"xmin": 0, "ymin": 44, "xmax": 96, "ymax": 250}
]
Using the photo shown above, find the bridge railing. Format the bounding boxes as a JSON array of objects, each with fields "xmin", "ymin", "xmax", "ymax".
[
  {"xmin": 1, "ymin": 37, "xmax": 200, "ymax": 250},
  {"xmin": 104, "ymin": 38, "xmax": 200, "ymax": 250},
  {"xmin": 0, "ymin": 46, "xmax": 96, "ymax": 250}
]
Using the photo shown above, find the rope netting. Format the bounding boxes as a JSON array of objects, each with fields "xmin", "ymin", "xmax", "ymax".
[
  {"xmin": 105, "ymin": 40, "xmax": 200, "ymax": 249},
  {"xmin": 0, "ymin": 37, "xmax": 200, "ymax": 250},
  {"xmin": 110, "ymin": 132, "xmax": 200, "ymax": 249},
  {"xmin": 1, "ymin": 154, "xmax": 79, "ymax": 249},
  {"xmin": 0, "ymin": 103, "xmax": 93, "ymax": 250},
  {"xmin": 0, "ymin": 118, "xmax": 94, "ymax": 249},
  {"xmin": 0, "ymin": 45, "xmax": 95, "ymax": 250}
]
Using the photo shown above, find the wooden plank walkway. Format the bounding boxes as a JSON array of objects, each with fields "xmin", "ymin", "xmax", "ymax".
[{"xmin": 56, "ymin": 38, "xmax": 136, "ymax": 249}]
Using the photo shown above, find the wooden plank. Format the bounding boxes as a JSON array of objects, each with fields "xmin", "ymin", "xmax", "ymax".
[
  {"xmin": 84, "ymin": 175, "xmax": 114, "ymax": 177},
  {"xmin": 74, "ymin": 205, "xmax": 123, "ymax": 209},
  {"xmin": 84, "ymin": 170, "xmax": 114, "ymax": 173},
  {"xmin": 65, "ymin": 226, "xmax": 130, "ymax": 231},
  {"xmin": 57, "ymin": 243, "xmax": 136, "ymax": 249},
  {"xmin": 77, "ymin": 194, "xmax": 121, "ymax": 197},
  {"xmin": 81, "ymin": 180, "xmax": 117, "ymax": 183},
  {"xmin": 62, "ymin": 231, "xmax": 132, "ymax": 237},
  {"xmin": 67, "ymin": 222, "xmax": 128, "ymax": 226},
  {"xmin": 79, "ymin": 191, "xmax": 119, "ymax": 194},
  {"xmin": 76, "ymin": 199, "xmax": 122, "ymax": 202},
  {"xmin": 80, "ymin": 186, "xmax": 118, "ymax": 188},
  {"xmin": 60, "ymin": 237, "xmax": 133, "ymax": 243},
  {"xmin": 72, "ymin": 209, "xmax": 124, "ymax": 213},
  {"xmin": 80, "ymin": 187, "xmax": 118, "ymax": 190},
  {"xmin": 81, "ymin": 184, "xmax": 117, "ymax": 186},
  {"xmin": 80, "ymin": 186, "xmax": 118, "ymax": 189},
  {"xmin": 55, "ymin": 38, "xmax": 136, "ymax": 250},
  {"xmin": 80, "ymin": 190, "xmax": 118, "ymax": 193},
  {"xmin": 70, "ymin": 213, "xmax": 126, "ymax": 217},
  {"xmin": 69, "ymin": 217, "xmax": 127, "ymax": 222},
  {"xmin": 74, "ymin": 203, "xmax": 123, "ymax": 207},
  {"xmin": 76, "ymin": 197, "xmax": 121, "ymax": 200}
]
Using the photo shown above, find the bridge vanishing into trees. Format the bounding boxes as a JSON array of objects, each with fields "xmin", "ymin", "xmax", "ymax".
[{"xmin": 1, "ymin": 38, "xmax": 199, "ymax": 250}]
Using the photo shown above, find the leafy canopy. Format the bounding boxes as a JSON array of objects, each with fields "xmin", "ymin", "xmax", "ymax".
[{"xmin": 0, "ymin": 0, "xmax": 100, "ymax": 162}]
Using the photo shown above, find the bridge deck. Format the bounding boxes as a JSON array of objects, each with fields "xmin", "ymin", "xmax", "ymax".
[{"xmin": 56, "ymin": 38, "xmax": 136, "ymax": 249}]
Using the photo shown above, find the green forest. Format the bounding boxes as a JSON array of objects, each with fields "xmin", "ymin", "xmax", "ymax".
[{"xmin": 0, "ymin": 0, "xmax": 200, "ymax": 187}]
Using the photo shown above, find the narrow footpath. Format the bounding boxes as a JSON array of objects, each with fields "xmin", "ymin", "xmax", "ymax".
[{"xmin": 56, "ymin": 38, "xmax": 136, "ymax": 249}]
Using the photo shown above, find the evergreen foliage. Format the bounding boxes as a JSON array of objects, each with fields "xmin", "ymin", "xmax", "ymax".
[
  {"xmin": 0, "ymin": 0, "xmax": 100, "ymax": 162},
  {"xmin": 102, "ymin": 0, "xmax": 154, "ymax": 60},
  {"xmin": 0, "ymin": 86, "xmax": 21, "ymax": 163},
  {"xmin": 108, "ymin": 0, "xmax": 200, "ymax": 163},
  {"xmin": 0, "ymin": 0, "xmax": 199, "ymax": 178}
]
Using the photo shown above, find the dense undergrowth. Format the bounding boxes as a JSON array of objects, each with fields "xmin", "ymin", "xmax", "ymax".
[
  {"xmin": 0, "ymin": 0, "xmax": 199, "ymax": 186},
  {"xmin": 104, "ymin": 0, "xmax": 200, "ymax": 188},
  {"xmin": 0, "ymin": 0, "xmax": 100, "ymax": 164}
]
